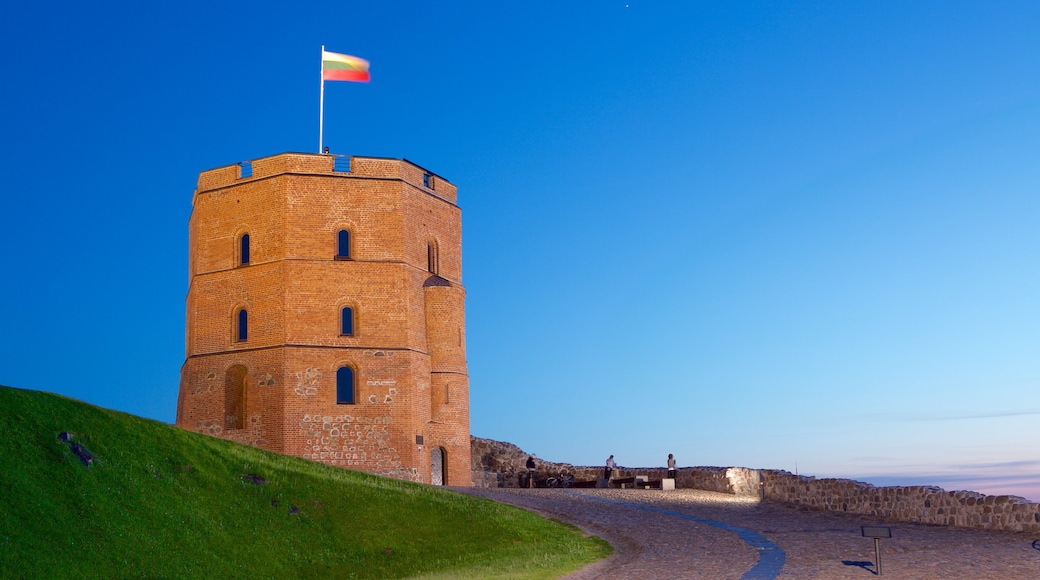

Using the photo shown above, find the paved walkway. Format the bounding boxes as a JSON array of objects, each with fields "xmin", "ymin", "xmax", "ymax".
[{"xmin": 457, "ymin": 488, "xmax": 1040, "ymax": 579}]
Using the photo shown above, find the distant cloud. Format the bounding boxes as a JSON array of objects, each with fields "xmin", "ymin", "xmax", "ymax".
[
  {"xmin": 927, "ymin": 410, "xmax": 1040, "ymax": 421},
  {"xmin": 849, "ymin": 472, "xmax": 1040, "ymax": 500},
  {"xmin": 849, "ymin": 459, "xmax": 1040, "ymax": 478},
  {"xmin": 952, "ymin": 459, "xmax": 1040, "ymax": 471},
  {"xmin": 866, "ymin": 409, "xmax": 1040, "ymax": 422}
]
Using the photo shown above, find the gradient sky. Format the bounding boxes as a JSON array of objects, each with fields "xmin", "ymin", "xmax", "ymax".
[{"xmin": 2, "ymin": 1, "xmax": 1039, "ymax": 499}]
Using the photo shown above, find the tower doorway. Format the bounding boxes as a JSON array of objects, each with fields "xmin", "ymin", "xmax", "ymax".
[{"xmin": 431, "ymin": 447, "xmax": 446, "ymax": 486}]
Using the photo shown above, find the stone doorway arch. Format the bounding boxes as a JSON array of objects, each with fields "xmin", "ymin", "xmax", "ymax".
[{"xmin": 431, "ymin": 446, "xmax": 446, "ymax": 486}]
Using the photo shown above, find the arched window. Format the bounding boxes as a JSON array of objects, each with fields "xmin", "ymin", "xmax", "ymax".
[
  {"xmin": 427, "ymin": 241, "xmax": 438, "ymax": 274},
  {"xmin": 341, "ymin": 306, "xmax": 354, "ymax": 336},
  {"xmin": 336, "ymin": 366, "xmax": 355, "ymax": 404},
  {"xmin": 236, "ymin": 309, "xmax": 248, "ymax": 342},
  {"xmin": 336, "ymin": 229, "xmax": 350, "ymax": 259},
  {"xmin": 239, "ymin": 233, "xmax": 250, "ymax": 266}
]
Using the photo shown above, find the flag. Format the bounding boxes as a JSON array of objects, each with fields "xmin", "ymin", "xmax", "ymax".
[{"xmin": 322, "ymin": 50, "xmax": 370, "ymax": 83}]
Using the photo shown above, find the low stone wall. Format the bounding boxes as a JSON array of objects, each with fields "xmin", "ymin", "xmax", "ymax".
[
  {"xmin": 760, "ymin": 470, "xmax": 1040, "ymax": 533},
  {"xmin": 469, "ymin": 436, "xmax": 1040, "ymax": 533},
  {"xmin": 469, "ymin": 437, "xmax": 762, "ymax": 491},
  {"xmin": 471, "ymin": 437, "xmax": 588, "ymax": 487}
]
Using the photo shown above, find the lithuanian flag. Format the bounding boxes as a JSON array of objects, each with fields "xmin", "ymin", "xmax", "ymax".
[{"xmin": 322, "ymin": 50, "xmax": 370, "ymax": 83}]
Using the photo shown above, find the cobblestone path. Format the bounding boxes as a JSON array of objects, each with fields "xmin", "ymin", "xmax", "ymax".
[{"xmin": 456, "ymin": 488, "xmax": 1040, "ymax": 579}]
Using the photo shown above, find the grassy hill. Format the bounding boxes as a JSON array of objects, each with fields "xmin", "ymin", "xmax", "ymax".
[{"xmin": 0, "ymin": 386, "xmax": 609, "ymax": 579}]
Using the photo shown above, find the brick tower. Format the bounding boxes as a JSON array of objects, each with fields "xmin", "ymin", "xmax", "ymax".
[{"xmin": 176, "ymin": 152, "xmax": 470, "ymax": 486}]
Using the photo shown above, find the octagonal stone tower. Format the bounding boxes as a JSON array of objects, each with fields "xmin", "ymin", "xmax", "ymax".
[{"xmin": 176, "ymin": 152, "xmax": 470, "ymax": 486}]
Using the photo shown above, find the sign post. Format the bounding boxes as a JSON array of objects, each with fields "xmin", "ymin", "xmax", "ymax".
[{"xmin": 861, "ymin": 526, "xmax": 892, "ymax": 576}]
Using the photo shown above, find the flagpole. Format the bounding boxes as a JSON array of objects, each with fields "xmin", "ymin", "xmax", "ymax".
[{"xmin": 319, "ymin": 44, "xmax": 325, "ymax": 153}]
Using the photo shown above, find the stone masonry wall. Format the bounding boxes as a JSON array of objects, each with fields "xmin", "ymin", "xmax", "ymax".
[
  {"xmin": 470, "ymin": 437, "xmax": 760, "ymax": 491},
  {"xmin": 759, "ymin": 470, "xmax": 1040, "ymax": 533},
  {"xmin": 471, "ymin": 436, "xmax": 1040, "ymax": 533}
]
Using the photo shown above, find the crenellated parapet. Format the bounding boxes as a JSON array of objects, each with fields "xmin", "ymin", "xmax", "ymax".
[{"xmin": 194, "ymin": 153, "xmax": 457, "ymax": 205}]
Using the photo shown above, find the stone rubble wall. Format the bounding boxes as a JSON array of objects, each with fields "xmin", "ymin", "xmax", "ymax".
[
  {"xmin": 759, "ymin": 469, "xmax": 1040, "ymax": 533},
  {"xmin": 470, "ymin": 436, "xmax": 1040, "ymax": 533},
  {"xmin": 470, "ymin": 437, "xmax": 766, "ymax": 490}
]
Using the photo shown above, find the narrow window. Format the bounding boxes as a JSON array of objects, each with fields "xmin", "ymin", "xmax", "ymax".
[
  {"xmin": 423, "ymin": 173, "xmax": 431, "ymax": 188},
  {"xmin": 240, "ymin": 233, "xmax": 250, "ymax": 265},
  {"xmin": 341, "ymin": 306, "xmax": 354, "ymax": 336},
  {"xmin": 236, "ymin": 309, "xmax": 248, "ymax": 342},
  {"xmin": 337, "ymin": 230, "xmax": 350, "ymax": 259},
  {"xmin": 427, "ymin": 241, "xmax": 438, "ymax": 274},
  {"xmin": 239, "ymin": 161, "xmax": 252, "ymax": 178},
  {"xmin": 336, "ymin": 367, "xmax": 355, "ymax": 404}
]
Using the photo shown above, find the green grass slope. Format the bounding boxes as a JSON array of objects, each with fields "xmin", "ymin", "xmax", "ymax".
[{"xmin": 0, "ymin": 386, "xmax": 609, "ymax": 579}]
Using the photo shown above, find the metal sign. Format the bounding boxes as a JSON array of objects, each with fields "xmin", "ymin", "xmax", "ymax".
[
  {"xmin": 861, "ymin": 526, "xmax": 892, "ymax": 576},
  {"xmin": 861, "ymin": 526, "xmax": 892, "ymax": 538}
]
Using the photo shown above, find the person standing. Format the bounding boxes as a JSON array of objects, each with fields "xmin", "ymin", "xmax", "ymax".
[
  {"xmin": 667, "ymin": 453, "xmax": 677, "ymax": 479},
  {"xmin": 526, "ymin": 456, "xmax": 536, "ymax": 488},
  {"xmin": 605, "ymin": 455, "xmax": 616, "ymax": 480}
]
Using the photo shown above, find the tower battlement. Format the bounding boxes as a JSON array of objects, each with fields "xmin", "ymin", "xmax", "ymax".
[{"xmin": 195, "ymin": 153, "xmax": 457, "ymax": 205}]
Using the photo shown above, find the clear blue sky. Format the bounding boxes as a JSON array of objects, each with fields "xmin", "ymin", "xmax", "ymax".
[{"xmin": 2, "ymin": 1, "xmax": 1039, "ymax": 499}]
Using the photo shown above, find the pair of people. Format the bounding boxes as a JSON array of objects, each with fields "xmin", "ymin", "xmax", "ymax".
[{"xmin": 604, "ymin": 454, "xmax": 677, "ymax": 479}]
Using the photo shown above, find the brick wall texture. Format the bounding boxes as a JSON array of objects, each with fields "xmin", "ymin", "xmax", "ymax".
[
  {"xmin": 177, "ymin": 152, "xmax": 470, "ymax": 486},
  {"xmin": 472, "ymin": 437, "xmax": 1040, "ymax": 533}
]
